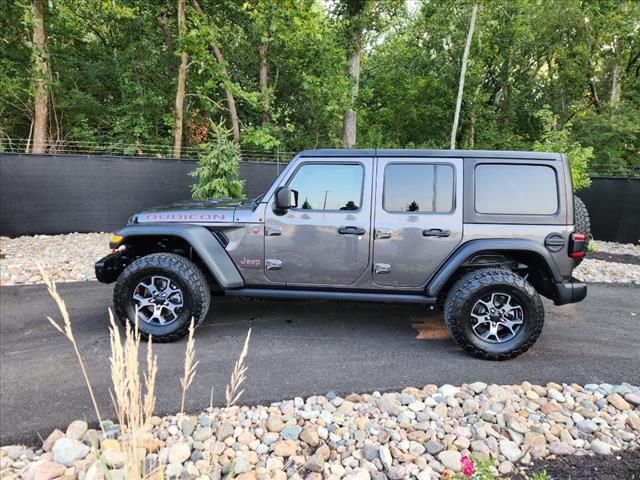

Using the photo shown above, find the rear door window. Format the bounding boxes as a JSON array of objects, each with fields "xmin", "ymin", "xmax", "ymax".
[
  {"xmin": 475, "ymin": 164, "xmax": 558, "ymax": 215},
  {"xmin": 383, "ymin": 164, "xmax": 454, "ymax": 213}
]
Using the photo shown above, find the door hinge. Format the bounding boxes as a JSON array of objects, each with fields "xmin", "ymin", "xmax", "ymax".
[
  {"xmin": 266, "ymin": 259, "xmax": 282, "ymax": 270},
  {"xmin": 374, "ymin": 263, "xmax": 391, "ymax": 274}
]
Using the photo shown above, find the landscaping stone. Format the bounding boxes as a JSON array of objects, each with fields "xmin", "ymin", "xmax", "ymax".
[
  {"xmin": 305, "ymin": 454, "xmax": 324, "ymax": 473},
  {"xmin": 51, "ymin": 438, "xmax": 90, "ymax": 467},
  {"xmin": 168, "ymin": 443, "xmax": 191, "ymax": 464},
  {"xmin": 65, "ymin": 420, "xmax": 88, "ymax": 441},
  {"xmin": 2, "ymin": 381, "xmax": 639, "ymax": 480},
  {"xmin": 590, "ymin": 439, "xmax": 612, "ymax": 455},
  {"xmin": 437, "ymin": 451, "xmax": 462, "ymax": 472}
]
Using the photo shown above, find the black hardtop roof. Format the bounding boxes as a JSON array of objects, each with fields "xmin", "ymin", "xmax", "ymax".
[{"xmin": 299, "ymin": 148, "xmax": 561, "ymax": 160}]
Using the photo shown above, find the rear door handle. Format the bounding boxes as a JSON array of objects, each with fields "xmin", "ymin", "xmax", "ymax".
[
  {"xmin": 338, "ymin": 226, "xmax": 366, "ymax": 236},
  {"xmin": 422, "ymin": 228, "xmax": 450, "ymax": 237}
]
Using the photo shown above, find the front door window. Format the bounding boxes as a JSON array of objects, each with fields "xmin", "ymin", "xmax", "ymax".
[{"xmin": 288, "ymin": 163, "xmax": 364, "ymax": 211}]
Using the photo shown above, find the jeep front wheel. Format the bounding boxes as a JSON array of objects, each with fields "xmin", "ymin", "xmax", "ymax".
[
  {"xmin": 113, "ymin": 253, "xmax": 210, "ymax": 342},
  {"xmin": 443, "ymin": 268, "xmax": 544, "ymax": 360}
]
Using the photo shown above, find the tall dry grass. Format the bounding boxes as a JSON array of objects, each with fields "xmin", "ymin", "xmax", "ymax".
[
  {"xmin": 43, "ymin": 268, "xmax": 253, "ymax": 479},
  {"xmin": 180, "ymin": 318, "xmax": 198, "ymax": 414},
  {"xmin": 225, "ymin": 328, "xmax": 251, "ymax": 408},
  {"xmin": 108, "ymin": 310, "xmax": 158, "ymax": 479},
  {"xmin": 41, "ymin": 267, "xmax": 105, "ymax": 435}
]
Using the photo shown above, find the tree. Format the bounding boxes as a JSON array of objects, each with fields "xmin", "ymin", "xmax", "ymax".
[
  {"xmin": 450, "ymin": 1, "xmax": 479, "ymax": 149},
  {"xmin": 333, "ymin": 0, "xmax": 402, "ymax": 148},
  {"xmin": 340, "ymin": 0, "xmax": 364, "ymax": 148},
  {"xmin": 173, "ymin": 0, "xmax": 188, "ymax": 158},
  {"xmin": 30, "ymin": 0, "xmax": 50, "ymax": 153},
  {"xmin": 532, "ymin": 107, "xmax": 592, "ymax": 191},
  {"xmin": 0, "ymin": 0, "xmax": 637, "ymax": 176},
  {"xmin": 190, "ymin": 0, "xmax": 240, "ymax": 143},
  {"xmin": 190, "ymin": 120, "xmax": 244, "ymax": 199}
]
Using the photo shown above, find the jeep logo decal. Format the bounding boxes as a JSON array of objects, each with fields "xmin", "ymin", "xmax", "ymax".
[{"xmin": 239, "ymin": 257, "xmax": 262, "ymax": 269}]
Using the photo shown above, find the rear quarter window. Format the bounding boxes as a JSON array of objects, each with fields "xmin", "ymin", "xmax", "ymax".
[{"xmin": 475, "ymin": 164, "xmax": 558, "ymax": 215}]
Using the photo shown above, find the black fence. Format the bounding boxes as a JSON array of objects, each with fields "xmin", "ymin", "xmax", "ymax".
[
  {"xmin": 0, "ymin": 153, "xmax": 282, "ymax": 236},
  {"xmin": 578, "ymin": 177, "xmax": 639, "ymax": 244},
  {"xmin": 1, "ymin": 153, "xmax": 638, "ymax": 243}
]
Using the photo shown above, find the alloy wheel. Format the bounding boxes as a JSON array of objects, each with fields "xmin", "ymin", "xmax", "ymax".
[
  {"xmin": 470, "ymin": 292, "xmax": 524, "ymax": 343},
  {"xmin": 132, "ymin": 275, "xmax": 184, "ymax": 325}
]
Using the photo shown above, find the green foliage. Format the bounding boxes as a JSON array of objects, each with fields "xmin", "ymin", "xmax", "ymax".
[
  {"xmin": 529, "ymin": 472, "xmax": 550, "ymax": 480},
  {"xmin": 190, "ymin": 121, "xmax": 244, "ymax": 199},
  {"xmin": 532, "ymin": 107, "xmax": 593, "ymax": 191},
  {"xmin": 1, "ymin": 0, "xmax": 638, "ymax": 176}
]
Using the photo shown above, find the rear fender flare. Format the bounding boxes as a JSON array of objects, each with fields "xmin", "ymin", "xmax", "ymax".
[
  {"xmin": 114, "ymin": 224, "xmax": 244, "ymax": 289},
  {"xmin": 425, "ymin": 239, "xmax": 562, "ymax": 297}
]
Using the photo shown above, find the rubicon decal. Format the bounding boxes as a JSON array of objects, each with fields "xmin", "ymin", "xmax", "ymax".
[{"xmin": 140, "ymin": 212, "xmax": 228, "ymax": 222}]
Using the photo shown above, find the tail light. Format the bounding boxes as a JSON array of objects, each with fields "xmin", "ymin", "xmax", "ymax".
[{"xmin": 569, "ymin": 232, "xmax": 586, "ymax": 258}]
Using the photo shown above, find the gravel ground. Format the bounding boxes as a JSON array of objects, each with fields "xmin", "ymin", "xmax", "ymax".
[
  {"xmin": 0, "ymin": 233, "xmax": 112, "ymax": 286},
  {"xmin": 590, "ymin": 240, "xmax": 640, "ymax": 258},
  {"xmin": 573, "ymin": 240, "xmax": 640, "ymax": 285},
  {"xmin": 574, "ymin": 259, "xmax": 640, "ymax": 285},
  {"xmin": 1, "ymin": 234, "xmax": 639, "ymax": 286},
  {"xmin": 1, "ymin": 382, "xmax": 639, "ymax": 480}
]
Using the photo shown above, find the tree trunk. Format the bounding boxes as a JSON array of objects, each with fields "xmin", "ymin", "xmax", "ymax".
[
  {"xmin": 610, "ymin": 63, "xmax": 621, "ymax": 110},
  {"xmin": 173, "ymin": 0, "xmax": 188, "ymax": 158},
  {"xmin": 212, "ymin": 44, "xmax": 240, "ymax": 143},
  {"xmin": 30, "ymin": 0, "xmax": 49, "ymax": 154},
  {"xmin": 588, "ymin": 74, "xmax": 601, "ymax": 114},
  {"xmin": 259, "ymin": 42, "xmax": 270, "ymax": 126},
  {"xmin": 156, "ymin": 13, "xmax": 176, "ymax": 77},
  {"xmin": 450, "ymin": 1, "xmax": 479, "ymax": 150},
  {"xmin": 190, "ymin": 0, "xmax": 240, "ymax": 143},
  {"xmin": 342, "ymin": 47, "xmax": 360, "ymax": 148}
]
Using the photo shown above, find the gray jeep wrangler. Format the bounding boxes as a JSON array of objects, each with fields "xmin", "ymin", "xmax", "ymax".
[{"xmin": 96, "ymin": 149, "xmax": 588, "ymax": 360}]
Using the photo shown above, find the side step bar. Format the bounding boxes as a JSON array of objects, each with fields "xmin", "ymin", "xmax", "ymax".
[{"xmin": 224, "ymin": 288, "xmax": 437, "ymax": 305}]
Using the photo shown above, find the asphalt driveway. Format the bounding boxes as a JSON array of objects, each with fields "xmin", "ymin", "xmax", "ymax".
[{"xmin": 1, "ymin": 281, "xmax": 639, "ymax": 445}]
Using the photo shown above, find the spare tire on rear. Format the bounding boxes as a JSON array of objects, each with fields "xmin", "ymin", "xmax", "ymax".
[{"xmin": 573, "ymin": 196, "xmax": 591, "ymax": 266}]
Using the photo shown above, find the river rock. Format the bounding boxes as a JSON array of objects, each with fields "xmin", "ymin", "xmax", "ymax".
[{"xmin": 52, "ymin": 438, "xmax": 90, "ymax": 466}]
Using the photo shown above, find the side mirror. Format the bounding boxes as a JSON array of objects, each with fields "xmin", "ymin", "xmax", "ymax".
[{"xmin": 275, "ymin": 186, "xmax": 298, "ymax": 210}]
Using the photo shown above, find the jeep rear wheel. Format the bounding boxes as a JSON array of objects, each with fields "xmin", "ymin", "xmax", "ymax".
[
  {"xmin": 444, "ymin": 268, "xmax": 544, "ymax": 360},
  {"xmin": 113, "ymin": 253, "xmax": 210, "ymax": 342}
]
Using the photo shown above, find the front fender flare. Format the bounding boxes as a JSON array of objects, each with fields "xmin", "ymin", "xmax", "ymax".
[
  {"xmin": 425, "ymin": 239, "xmax": 563, "ymax": 297},
  {"xmin": 113, "ymin": 224, "xmax": 244, "ymax": 289}
]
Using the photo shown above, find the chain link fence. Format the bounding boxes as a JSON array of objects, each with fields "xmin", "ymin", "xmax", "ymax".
[
  {"xmin": 0, "ymin": 138, "xmax": 297, "ymax": 166},
  {"xmin": 1, "ymin": 138, "xmax": 638, "ymax": 177}
]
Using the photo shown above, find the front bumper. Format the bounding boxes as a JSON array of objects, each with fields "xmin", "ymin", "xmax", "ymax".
[
  {"xmin": 95, "ymin": 250, "xmax": 128, "ymax": 284},
  {"xmin": 552, "ymin": 278, "xmax": 587, "ymax": 305}
]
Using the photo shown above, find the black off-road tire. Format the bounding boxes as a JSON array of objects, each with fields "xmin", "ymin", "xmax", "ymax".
[
  {"xmin": 113, "ymin": 253, "xmax": 210, "ymax": 342},
  {"xmin": 573, "ymin": 196, "xmax": 591, "ymax": 267},
  {"xmin": 443, "ymin": 268, "xmax": 545, "ymax": 360}
]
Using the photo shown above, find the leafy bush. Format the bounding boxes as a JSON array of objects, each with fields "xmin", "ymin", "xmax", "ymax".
[
  {"xmin": 190, "ymin": 120, "xmax": 245, "ymax": 199},
  {"xmin": 532, "ymin": 107, "xmax": 593, "ymax": 191}
]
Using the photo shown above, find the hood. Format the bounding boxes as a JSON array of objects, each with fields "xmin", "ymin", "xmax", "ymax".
[{"xmin": 133, "ymin": 198, "xmax": 244, "ymax": 224}]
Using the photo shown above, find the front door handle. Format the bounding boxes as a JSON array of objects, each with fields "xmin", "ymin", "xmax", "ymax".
[
  {"xmin": 422, "ymin": 228, "xmax": 450, "ymax": 238},
  {"xmin": 338, "ymin": 226, "xmax": 366, "ymax": 236}
]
